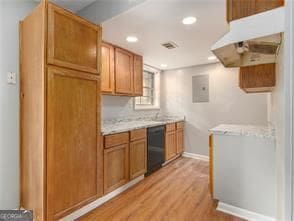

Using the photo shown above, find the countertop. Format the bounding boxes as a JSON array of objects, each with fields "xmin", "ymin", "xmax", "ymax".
[
  {"xmin": 209, "ymin": 124, "xmax": 275, "ymax": 139},
  {"xmin": 102, "ymin": 116, "xmax": 185, "ymax": 135}
]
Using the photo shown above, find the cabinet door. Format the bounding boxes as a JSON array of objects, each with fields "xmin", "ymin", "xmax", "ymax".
[
  {"xmin": 47, "ymin": 66, "xmax": 103, "ymax": 220},
  {"xmin": 209, "ymin": 134, "xmax": 214, "ymax": 197},
  {"xmin": 130, "ymin": 139, "xmax": 147, "ymax": 179},
  {"xmin": 101, "ymin": 42, "xmax": 114, "ymax": 94},
  {"xmin": 239, "ymin": 63, "xmax": 276, "ymax": 93},
  {"xmin": 47, "ymin": 3, "xmax": 101, "ymax": 74},
  {"xmin": 176, "ymin": 129, "xmax": 184, "ymax": 154},
  {"xmin": 104, "ymin": 144, "xmax": 129, "ymax": 194},
  {"xmin": 133, "ymin": 55, "xmax": 143, "ymax": 96},
  {"xmin": 165, "ymin": 131, "xmax": 177, "ymax": 161},
  {"xmin": 115, "ymin": 48, "xmax": 134, "ymax": 94},
  {"xmin": 227, "ymin": 0, "xmax": 284, "ymax": 22}
]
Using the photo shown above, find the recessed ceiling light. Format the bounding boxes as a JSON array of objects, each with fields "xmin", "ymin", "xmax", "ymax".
[
  {"xmin": 182, "ymin": 16, "xmax": 197, "ymax": 25},
  {"xmin": 126, "ymin": 36, "xmax": 138, "ymax": 43},
  {"xmin": 160, "ymin": 64, "xmax": 168, "ymax": 68},
  {"xmin": 208, "ymin": 56, "xmax": 217, "ymax": 60}
]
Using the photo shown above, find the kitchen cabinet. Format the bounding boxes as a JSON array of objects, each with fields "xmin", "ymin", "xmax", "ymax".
[
  {"xmin": 47, "ymin": 3, "xmax": 100, "ymax": 74},
  {"xmin": 130, "ymin": 129, "xmax": 147, "ymax": 179},
  {"xmin": 47, "ymin": 67, "xmax": 102, "ymax": 220},
  {"xmin": 227, "ymin": 0, "xmax": 284, "ymax": 22},
  {"xmin": 209, "ymin": 134, "xmax": 214, "ymax": 197},
  {"xmin": 239, "ymin": 63, "xmax": 275, "ymax": 93},
  {"xmin": 101, "ymin": 42, "xmax": 115, "ymax": 94},
  {"xmin": 165, "ymin": 123, "xmax": 177, "ymax": 161},
  {"xmin": 101, "ymin": 42, "xmax": 143, "ymax": 96},
  {"xmin": 133, "ymin": 55, "xmax": 144, "ymax": 96},
  {"xmin": 115, "ymin": 47, "xmax": 134, "ymax": 95},
  {"xmin": 176, "ymin": 122, "xmax": 184, "ymax": 154},
  {"xmin": 103, "ymin": 132, "xmax": 130, "ymax": 194},
  {"xmin": 20, "ymin": 2, "xmax": 102, "ymax": 221}
]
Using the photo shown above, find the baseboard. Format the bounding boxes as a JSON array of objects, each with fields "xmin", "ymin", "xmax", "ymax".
[
  {"xmin": 162, "ymin": 154, "xmax": 182, "ymax": 166},
  {"xmin": 182, "ymin": 152, "xmax": 209, "ymax": 162},
  {"xmin": 60, "ymin": 175, "xmax": 145, "ymax": 221},
  {"xmin": 217, "ymin": 202, "xmax": 275, "ymax": 221}
]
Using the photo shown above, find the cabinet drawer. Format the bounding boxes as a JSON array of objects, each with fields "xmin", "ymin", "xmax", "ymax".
[
  {"xmin": 130, "ymin": 128, "xmax": 146, "ymax": 141},
  {"xmin": 176, "ymin": 121, "xmax": 184, "ymax": 130},
  {"xmin": 166, "ymin": 123, "xmax": 176, "ymax": 132},
  {"xmin": 104, "ymin": 132, "xmax": 129, "ymax": 148}
]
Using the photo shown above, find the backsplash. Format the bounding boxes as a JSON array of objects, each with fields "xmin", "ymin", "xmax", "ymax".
[{"xmin": 101, "ymin": 95, "xmax": 161, "ymax": 120}]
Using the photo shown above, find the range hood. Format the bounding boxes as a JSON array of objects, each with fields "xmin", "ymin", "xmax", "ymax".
[{"xmin": 211, "ymin": 7, "xmax": 285, "ymax": 67}]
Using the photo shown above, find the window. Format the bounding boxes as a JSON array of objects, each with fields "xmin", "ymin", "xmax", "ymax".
[
  {"xmin": 135, "ymin": 71, "xmax": 154, "ymax": 105},
  {"xmin": 135, "ymin": 66, "xmax": 160, "ymax": 110}
]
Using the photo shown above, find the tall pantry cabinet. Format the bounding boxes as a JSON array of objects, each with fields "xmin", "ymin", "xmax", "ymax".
[{"xmin": 20, "ymin": 2, "xmax": 102, "ymax": 221}]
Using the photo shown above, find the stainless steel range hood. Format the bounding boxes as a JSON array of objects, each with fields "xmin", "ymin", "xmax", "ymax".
[{"xmin": 211, "ymin": 7, "xmax": 285, "ymax": 67}]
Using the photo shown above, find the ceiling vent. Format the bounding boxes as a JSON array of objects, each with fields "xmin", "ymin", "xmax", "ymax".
[{"xmin": 161, "ymin": 41, "xmax": 178, "ymax": 49}]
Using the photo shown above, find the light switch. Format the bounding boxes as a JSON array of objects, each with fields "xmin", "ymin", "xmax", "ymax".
[{"xmin": 7, "ymin": 72, "xmax": 17, "ymax": 85}]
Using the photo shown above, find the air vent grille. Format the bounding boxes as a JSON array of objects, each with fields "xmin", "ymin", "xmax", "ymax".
[{"xmin": 161, "ymin": 41, "xmax": 178, "ymax": 49}]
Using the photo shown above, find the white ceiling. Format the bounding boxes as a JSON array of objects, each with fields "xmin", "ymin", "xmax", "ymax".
[
  {"xmin": 102, "ymin": 0, "xmax": 229, "ymax": 70},
  {"xmin": 44, "ymin": 0, "xmax": 96, "ymax": 12}
]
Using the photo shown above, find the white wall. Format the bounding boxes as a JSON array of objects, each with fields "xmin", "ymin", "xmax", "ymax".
[
  {"xmin": 102, "ymin": 95, "xmax": 160, "ymax": 120},
  {"xmin": 270, "ymin": 1, "xmax": 293, "ymax": 220},
  {"xmin": 77, "ymin": 0, "xmax": 146, "ymax": 24},
  {"xmin": 161, "ymin": 63, "xmax": 268, "ymax": 156},
  {"xmin": 0, "ymin": 1, "xmax": 37, "ymax": 209}
]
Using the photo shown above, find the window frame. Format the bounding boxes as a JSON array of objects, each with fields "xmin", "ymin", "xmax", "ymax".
[{"xmin": 134, "ymin": 65, "xmax": 160, "ymax": 110}]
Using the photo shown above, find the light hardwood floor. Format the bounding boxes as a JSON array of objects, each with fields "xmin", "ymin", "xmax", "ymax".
[{"xmin": 79, "ymin": 157, "xmax": 244, "ymax": 221}]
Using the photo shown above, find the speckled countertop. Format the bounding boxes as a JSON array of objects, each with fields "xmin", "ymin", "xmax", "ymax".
[
  {"xmin": 102, "ymin": 116, "xmax": 185, "ymax": 135},
  {"xmin": 209, "ymin": 124, "xmax": 275, "ymax": 139}
]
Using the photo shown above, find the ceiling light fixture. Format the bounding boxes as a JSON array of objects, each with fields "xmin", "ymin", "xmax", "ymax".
[
  {"xmin": 208, "ymin": 56, "xmax": 217, "ymax": 60},
  {"xmin": 182, "ymin": 16, "xmax": 197, "ymax": 25},
  {"xmin": 160, "ymin": 64, "xmax": 168, "ymax": 68},
  {"xmin": 126, "ymin": 36, "xmax": 138, "ymax": 43}
]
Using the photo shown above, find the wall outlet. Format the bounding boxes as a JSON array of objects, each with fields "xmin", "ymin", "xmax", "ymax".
[{"xmin": 7, "ymin": 72, "xmax": 16, "ymax": 85}]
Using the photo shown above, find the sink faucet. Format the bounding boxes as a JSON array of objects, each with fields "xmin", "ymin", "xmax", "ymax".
[{"xmin": 155, "ymin": 113, "xmax": 160, "ymax": 119}]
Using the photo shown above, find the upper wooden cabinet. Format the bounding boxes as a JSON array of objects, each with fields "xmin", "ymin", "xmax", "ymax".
[
  {"xmin": 227, "ymin": 0, "xmax": 284, "ymax": 22},
  {"xmin": 239, "ymin": 63, "xmax": 275, "ymax": 93},
  {"xmin": 101, "ymin": 42, "xmax": 115, "ymax": 94},
  {"xmin": 133, "ymin": 55, "xmax": 143, "ymax": 96},
  {"xmin": 20, "ymin": 2, "xmax": 102, "ymax": 221},
  {"xmin": 47, "ymin": 3, "xmax": 101, "ymax": 74},
  {"xmin": 115, "ymin": 47, "xmax": 134, "ymax": 95},
  {"xmin": 101, "ymin": 42, "xmax": 143, "ymax": 96}
]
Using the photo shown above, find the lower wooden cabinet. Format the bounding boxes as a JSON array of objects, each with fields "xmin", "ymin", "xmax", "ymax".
[
  {"xmin": 104, "ymin": 143, "xmax": 129, "ymax": 194},
  {"xmin": 209, "ymin": 134, "xmax": 214, "ymax": 197},
  {"xmin": 176, "ymin": 129, "xmax": 184, "ymax": 154},
  {"xmin": 130, "ymin": 129, "xmax": 147, "ymax": 179},
  {"xmin": 176, "ymin": 122, "xmax": 184, "ymax": 154},
  {"xmin": 165, "ymin": 125, "xmax": 177, "ymax": 161}
]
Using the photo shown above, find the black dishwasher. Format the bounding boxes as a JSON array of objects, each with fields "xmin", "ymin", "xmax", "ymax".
[{"xmin": 146, "ymin": 126, "xmax": 165, "ymax": 176}]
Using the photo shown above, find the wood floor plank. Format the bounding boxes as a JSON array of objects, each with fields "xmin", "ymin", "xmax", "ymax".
[{"xmin": 78, "ymin": 157, "xmax": 244, "ymax": 221}]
